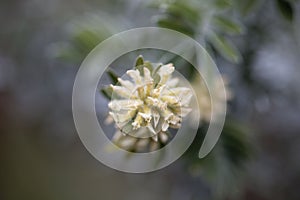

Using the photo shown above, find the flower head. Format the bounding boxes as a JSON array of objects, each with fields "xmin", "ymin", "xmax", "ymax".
[{"xmin": 107, "ymin": 56, "xmax": 193, "ymax": 152}]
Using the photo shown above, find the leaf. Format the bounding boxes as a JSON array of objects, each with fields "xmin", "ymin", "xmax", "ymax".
[
  {"xmin": 208, "ymin": 32, "xmax": 242, "ymax": 63},
  {"xmin": 72, "ymin": 30, "xmax": 102, "ymax": 54},
  {"xmin": 162, "ymin": 2, "xmax": 200, "ymax": 24},
  {"xmin": 276, "ymin": 0, "xmax": 294, "ymax": 22},
  {"xmin": 154, "ymin": 15, "xmax": 195, "ymax": 36},
  {"xmin": 214, "ymin": 0, "xmax": 233, "ymax": 9},
  {"xmin": 221, "ymin": 120, "xmax": 252, "ymax": 166},
  {"xmin": 107, "ymin": 70, "xmax": 118, "ymax": 85},
  {"xmin": 236, "ymin": 0, "xmax": 260, "ymax": 16},
  {"xmin": 48, "ymin": 43, "xmax": 83, "ymax": 62},
  {"xmin": 213, "ymin": 16, "xmax": 245, "ymax": 35}
]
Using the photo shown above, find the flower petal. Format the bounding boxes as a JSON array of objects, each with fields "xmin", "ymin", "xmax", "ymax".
[
  {"xmin": 127, "ymin": 69, "xmax": 142, "ymax": 85},
  {"xmin": 157, "ymin": 63, "xmax": 174, "ymax": 84},
  {"xmin": 162, "ymin": 121, "xmax": 169, "ymax": 132},
  {"xmin": 143, "ymin": 67, "xmax": 153, "ymax": 83},
  {"xmin": 117, "ymin": 78, "xmax": 135, "ymax": 91},
  {"xmin": 159, "ymin": 132, "xmax": 169, "ymax": 143},
  {"xmin": 166, "ymin": 77, "xmax": 179, "ymax": 87},
  {"xmin": 152, "ymin": 109, "xmax": 160, "ymax": 128},
  {"xmin": 108, "ymin": 99, "xmax": 143, "ymax": 111},
  {"xmin": 110, "ymin": 84, "xmax": 132, "ymax": 98}
]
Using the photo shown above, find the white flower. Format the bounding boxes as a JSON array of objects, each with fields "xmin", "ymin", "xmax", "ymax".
[{"xmin": 107, "ymin": 58, "xmax": 193, "ymax": 152}]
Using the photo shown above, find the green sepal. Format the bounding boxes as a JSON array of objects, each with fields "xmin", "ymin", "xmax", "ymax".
[
  {"xmin": 135, "ymin": 55, "xmax": 145, "ymax": 76},
  {"xmin": 135, "ymin": 55, "xmax": 144, "ymax": 67},
  {"xmin": 152, "ymin": 63, "xmax": 163, "ymax": 86},
  {"xmin": 107, "ymin": 70, "xmax": 118, "ymax": 85},
  {"xmin": 144, "ymin": 61, "xmax": 153, "ymax": 73},
  {"xmin": 136, "ymin": 65, "xmax": 144, "ymax": 76},
  {"xmin": 101, "ymin": 86, "xmax": 113, "ymax": 100},
  {"xmin": 153, "ymin": 74, "xmax": 161, "ymax": 86}
]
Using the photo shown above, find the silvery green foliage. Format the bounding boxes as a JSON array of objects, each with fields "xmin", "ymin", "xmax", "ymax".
[
  {"xmin": 150, "ymin": 0, "xmax": 245, "ymax": 63},
  {"xmin": 150, "ymin": 0, "xmax": 297, "ymax": 64},
  {"xmin": 48, "ymin": 14, "xmax": 120, "ymax": 63}
]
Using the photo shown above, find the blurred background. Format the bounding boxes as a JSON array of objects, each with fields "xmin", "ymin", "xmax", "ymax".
[{"xmin": 0, "ymin": 0, "xmax": 300, "ymax": 199}]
